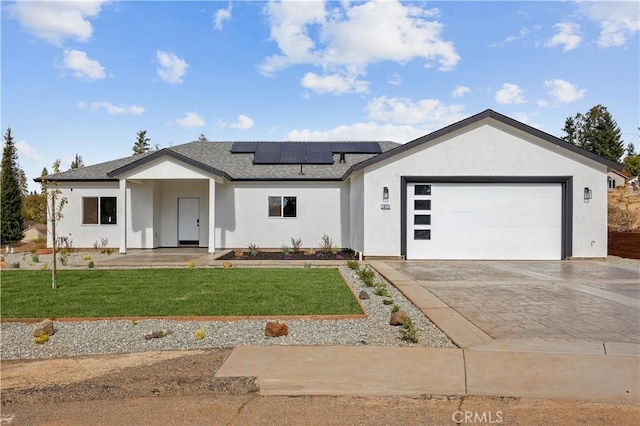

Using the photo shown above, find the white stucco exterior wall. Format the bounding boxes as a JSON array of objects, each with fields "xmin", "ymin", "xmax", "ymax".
[
  {"xmin": 49, "ymin": 182, "xmax": 121, "ymax": 249},
  {"xmin": 349, "ymin": 170, "xmax": 365, "ymax": 254},
  {"xmin": 214, "ymin": 181, "xmax": 350, "ymax": 250},
  {"xmin": 361, "ymin": 121, "xmax": 609, "ymax": 258}
]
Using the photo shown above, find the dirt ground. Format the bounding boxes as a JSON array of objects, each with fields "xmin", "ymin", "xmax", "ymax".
[{"xmin": 1, "ymin": 349, "xmax": 638, "ymax": 425}]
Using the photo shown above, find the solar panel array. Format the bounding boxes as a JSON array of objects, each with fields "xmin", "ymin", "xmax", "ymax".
[{"xmin": 230, "ymin": 142, "xmax": 382, "ymax": 164}]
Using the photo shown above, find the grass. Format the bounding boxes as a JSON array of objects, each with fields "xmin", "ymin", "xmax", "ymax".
[{"xmin": 1, "ymin": 268, "xmax": 362, "ymax": 318}]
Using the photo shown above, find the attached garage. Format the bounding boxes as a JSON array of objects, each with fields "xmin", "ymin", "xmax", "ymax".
[{"xmin": 404, "ymin": 180, "xmax": 567, "ymax": 260}]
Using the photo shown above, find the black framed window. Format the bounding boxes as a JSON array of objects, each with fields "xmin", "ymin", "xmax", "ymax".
[
  {"xmin": 83, "ymin": 196, "xmax": 117, "ymax": 225},
  {"xmin": 415, "ymin": 184, "xmax": 431, "ymax": 195},
  {"xmin": 414, "ymin": 199, "xmax": 431, "ymax": 210},
  {"xmin": 268, "ymin": 196, "xmax": 297, "ymax": 218},
  {"xmin": 414, "ymin": 229, "xmax": 431, "ymax": 240},
  {"xmin": 414, "ymin": 214, "xmax": 431, "ymax": 225}
]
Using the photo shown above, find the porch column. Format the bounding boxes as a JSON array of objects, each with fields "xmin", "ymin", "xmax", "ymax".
[
  {"xmin": 119, "ymin": 178, "xmax": 127, "ymax": 254},
  {"xmin": 208, "ymin": 178, "xmax": 216, "ymax": 254}
]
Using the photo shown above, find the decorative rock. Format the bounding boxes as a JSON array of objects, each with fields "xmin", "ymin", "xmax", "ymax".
[
  {"xmin": 304, "ymin": 248, "xmax": 316, "ymax": 256},
  {"xmin": 32, "ymin": 319, "xmax": 54, "ymax": 337},
  {"xmin": 222, "ymin": 261, "xmax": 232, "ymax": 268},
  {"xmin": 358, "ymin": 290, "xmax": 370, "ymax": 299},
  {"xmin": 265, "ymin": 321, "xmax": 288, "ymax": 337},
  {"xmin": 390, "ymin": 310, "xmax": 408, "ymax": 326},
  {"xmin": 233, "ymin": 249, "xmax": 245, "ymax": 257}
]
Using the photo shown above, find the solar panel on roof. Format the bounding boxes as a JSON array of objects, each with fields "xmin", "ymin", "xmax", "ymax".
[
  {"xmin": 280, "ymin": 142, "xmax": 307, "ymax": 164},
  {"xmin": 354, "ymin": 142, "xmax": 382, "ymax": 153},
  {"xmin": 305, "ymin": 143, "xmax": 333, "ymax": 164},
  {"xmin": 253, "ymin": 143, "xmax": 282, "ymax": 164},
  {"xmin": 330, "ymin": 142, "xmax": 357, "ymax": 153},
  {"xmin": 230, "ymin": 142, "xmax": 258, "ymax": 153}
]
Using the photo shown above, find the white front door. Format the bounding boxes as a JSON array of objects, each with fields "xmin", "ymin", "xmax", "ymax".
[
  {"xmin": 178, "ymin": 197, "xmax": 200, "ymax": 245},
  {"xmin": 406, "ymin": 183, "xmax": 562, "ymax": 260}
]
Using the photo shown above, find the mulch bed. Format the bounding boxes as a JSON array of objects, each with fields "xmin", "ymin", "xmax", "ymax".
[{"xmin": 219, "ymin": 249, "xmax": 357, "ymax": 261}]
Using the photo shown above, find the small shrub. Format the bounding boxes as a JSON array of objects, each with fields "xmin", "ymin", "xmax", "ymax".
[
  {"xmin": 303, "ymin": 262, "xmax": 312, "ymax": 269},
  {"xmin": 194, "ymin": 329, "xmax": 206, "ymax": 340},
  {"xmin": 188, "ymin": 260, "xmax": 196, "ymax": 268},
  {"xmin": 30, "ymin": 247, "xmax": 37, "ymax": 254},
  {"xmin": 88, "ymin": 261, "xmax": 95, "ymax": 269},
  {"xmin": 41, "ymin": 262, "xmax": 48, "ymax": 271},
  {"xmin": 59, "ymin": 247, "xmax": 69, "ymax": 256},
  {"xmin": 33, "ymin": 238, "xmax": 47, "ymax": 250},
  {"xmin": 94, "ymin": 236, "xmax": 109, "ymax": 252},
  {"xmin": 291, "ymin": 237, "xmax": 302, "ymax": 253},
  {"xmin": 608, "ymin": 204, "xmax": 639, "ymax": 232},
  {"xmin": 11, "ymin": 262, "xmax": 20, "ymax": 269},
  {"xmin": 357, "ymin": 266, "xmax": 375, "ymax": 287},
  {"xmin": 373, "ymin": 282, "xmax": 390, "ymax": 298},
  {"xmin": 383, "ymin": 299, "xmax": 393, "ymax": 305},
  {"xmin": 331, "ymin": 245, "xmax": 339, "ymax": 255},
  {"xmin": 144, "ymin": 329, "xmax": 173, "ymax": 340},
  {"xmin": 391, "ymin": 304, "xmax": 400, "ymax": 314},
  {"xmin": 319, "ymin": 233, "xmax": 333, "ymax": 253},
  {"xmin": 281, "ymin": 245, "xmax": 290, "ymax": 255},
  {"xmin": 31, "ymin": 254, "xmax": 39, "ymax": 263},
  {"xmin": 400, "ymin": 317, "xmax": 419, "ymax": 343},
  {"xmin": 83, "ymin": 255, "xmax": 92, "ymax": 261},
  {"xmin": 34, "ymin": 333, "xmax": 49, "ymax": 345},
  {"xmin": 347, "ymin": 259, "xmax": 360, "ymax": 271},
  {"xmin": 248, "ymin": 243, "xmax": 260, "ymax": 256},
  {"xmin": 59, "ymin": 254, "xmax": 68, "ymax": 266},
  {"xmin": 105, "ymin": 248, "xmax": 114, "ymax": 255}
]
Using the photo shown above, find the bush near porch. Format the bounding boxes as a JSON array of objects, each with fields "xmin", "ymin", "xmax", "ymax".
[{"xmin": 1, "ymin": 268, "xmax": 363, "ymax": 318}]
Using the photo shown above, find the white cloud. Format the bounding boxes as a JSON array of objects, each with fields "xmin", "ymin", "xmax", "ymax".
[
  {"xmin": 580, "ymin": 2, "xmax": 640, "ymax": 47},
  {"xmin": 543, "ymin": 79, "xmax": 586, "ymax": 103},
  {"xmin": 77, "ymin": 101, "xmax": 144, "ymax": 115},
  {"xmin": 301, "ymin": 72, "xmax": 369, "ymax": 94},
  {"xmin": 546, "ymin": 22, "xmax": 582, "ymax": 52},
  {"xmin": 495, "ymin": 83, "xmax": 526, "ymax": 105},
  {"xmin": 214, "ymin": 3, "xmax": 232, "ymax": 30},
  {"xmin": 7, "ymin": 0, "xmax": 107, "ymax": 46},
  {"xmin": 176, "ymin": 112, "xmax": 205, "ymax": 128},
  {"xmin": 61, "ymin": 49, "xmax": 106, "ymax": 81},
  {"xmin": 261, "ymin": 0, "xmax": 460, "ymax": 82},
  {"xmin": 156, "ymin": 51, "xmax": 188, "ymax": 84},
  {"xmin": 387, "ymin": 74, "xmax": 402, "ymax": 86},
  {"xmin": 452, "ymin": 85, "xmax": 470, "ymax": 98},
  {"xmin": 489, "ymin": 28, "xmax": 531, "ymax": 48},
  {"xmin": 15, "ymin": 140, "xmax": 44, "ymax": 163},
  {"xmin": 230, "ymin": 114, "xmax": 254, "ymax": 130},
  {"xmin": 367, "ymin": 96, "xmax": 466, "ymax": 128},
  {"xmin": 287, "ymin": 122, "xmax": 426, "ymax": 143}
]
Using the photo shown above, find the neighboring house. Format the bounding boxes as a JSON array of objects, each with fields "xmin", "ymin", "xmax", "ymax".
[
  {"xmin": 628, "ymin": 176, "xmax": 639, "ymax": 192},
  {"xmin": 21, "ymin": 222, "xmax": 47, "ymax": 243},
  {"xmin": 37, "ymin": 110, "xmax": 623, "ymax": 260},
  {"xmin": 607, "ymin": 170, "xmax": 628, "ymax": 191}
]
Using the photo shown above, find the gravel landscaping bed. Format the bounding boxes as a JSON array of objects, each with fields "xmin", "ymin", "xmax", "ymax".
[{"xmin": 1, "ymin": 266, "xmax": 456, "ymax": 360}]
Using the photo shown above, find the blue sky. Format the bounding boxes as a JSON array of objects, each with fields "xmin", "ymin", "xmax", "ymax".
[{"xmin": 2, "ymin": 0, "xmax": 638, "ymax": 191}]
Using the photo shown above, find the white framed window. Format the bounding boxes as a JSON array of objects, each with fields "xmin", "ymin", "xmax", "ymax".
[
  {"xmin": 268, "ymin": 196, "xmax": 297, "ymax": 218},
  {"xmin": 83, "ymin": 196, "xmax": 117, "ymax": 225}
]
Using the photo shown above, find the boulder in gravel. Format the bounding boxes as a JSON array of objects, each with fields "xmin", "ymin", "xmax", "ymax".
[
  {"xmin": 32, "ymin": 319, "xmax": 54, "ymax": 337},
  {"xmin": 265, "ymin": 321, "xmax": 288, "ymax": 337},
  {"xmin": 358, "ymin": 290, "xmax": 370, "ymax": 299},
  {"xmin": 390, "ymin": 310, "xmax": 408, "ymax": 326},
  {"xmin": 223, "ymin": 261, "xmax": 232, "ymax": 268}
]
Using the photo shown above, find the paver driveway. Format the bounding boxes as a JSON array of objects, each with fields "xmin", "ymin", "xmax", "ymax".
[{"xmin": 388, "ymin": 260, "xmax": 640, "ymax": 344}]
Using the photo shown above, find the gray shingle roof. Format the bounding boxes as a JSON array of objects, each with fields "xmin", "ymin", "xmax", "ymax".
[{"xmin": 37, "ymin": 141, "xmax": 401, "ymax": 182}]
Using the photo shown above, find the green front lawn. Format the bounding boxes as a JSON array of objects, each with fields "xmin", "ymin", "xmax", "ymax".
[{"xmin": 1, "ymin": 268, "xmax": 362, "ymax": 318}]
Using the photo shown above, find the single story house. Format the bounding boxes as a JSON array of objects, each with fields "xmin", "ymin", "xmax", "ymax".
[
  {"xmin": 37, "ymin": 109, "xmax": 622, "ymax": 260},
  {"xmin": 21, "ymin": 222, "xmax": 47, "ymax": 243},
  {"xmin": 607, "ymin": 170, "xmax": 628, "ymax": 191}
]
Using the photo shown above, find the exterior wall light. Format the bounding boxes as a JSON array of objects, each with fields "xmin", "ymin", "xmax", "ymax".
[
  {"xmin": 383, "ymin": 186, "xmax": 389, "ymax": 201},
  {"xmin": 584, "ymin": 187, "xmax": 592, "ymax": 201}
]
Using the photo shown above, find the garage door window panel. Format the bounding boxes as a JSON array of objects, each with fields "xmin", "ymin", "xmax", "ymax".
[{"xmin": 414, "ymin": 199, "xmax": 431, "ymax": 210}]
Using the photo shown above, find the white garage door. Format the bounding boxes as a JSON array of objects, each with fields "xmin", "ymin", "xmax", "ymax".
[{"xmin": 406, "ymin": 183, "xmax": 562, "ymax": 260}]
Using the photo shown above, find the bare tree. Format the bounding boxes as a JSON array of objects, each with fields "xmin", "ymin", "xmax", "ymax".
[{"xmin": 42, "ymin": 160, "xmax": 67, "ymax": 290}]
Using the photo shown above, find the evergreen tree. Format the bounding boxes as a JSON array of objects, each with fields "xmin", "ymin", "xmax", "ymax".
[
  {"xmin": 69, "ymin": 154, "xmax": 84, "ymax": 169},
  {"xmin": 133, "ymin": 130, "xmax": 151, "ymax": 154},
  {"xmin": 562, "ymin": 105, "xmax": 624, "ymax": 163},
  {"xmin": 1, "ymin": 128, "xmax": 25, "ymax": 243}
]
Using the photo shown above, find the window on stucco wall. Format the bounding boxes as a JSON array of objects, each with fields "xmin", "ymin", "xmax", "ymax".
[
  {"xmin": 268, "ymin": 196, "xmax": 297, "ymax": 218},
  {"xmin": 83, "ymin": 197, "xmax": 117, "ymax": 225}
]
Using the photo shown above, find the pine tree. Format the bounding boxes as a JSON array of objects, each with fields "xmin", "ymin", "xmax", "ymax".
[
  {"xmin": 133, "ymin": 130, "xmax": 151, "ymax": 154},
  {"xmin": 562, "ymin": 105, "xmax": 624, "ymax": 163},
  {"xmin": 1, "ymin": 128, "xmax": 25, "ymax": 243},
  {"xmin": 70, "ymin": 154, "xmax": 84, "ymax": 169}
]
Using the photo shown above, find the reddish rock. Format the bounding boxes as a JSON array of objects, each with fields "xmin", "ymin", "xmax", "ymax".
[
  {"xmin": 265, "ymin": 321, "xmax": 288, "ymax": 337},
  {"xmin": 33, "ymin": 319, "xmax": 55, "ymax": 337},
  {"xmin": 222, "ymin": 261, "xmax": 232, "ymax": 268},
  {"xmin": 390, "ymin": 310, "xmax": 408, "ymax": 326}
]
